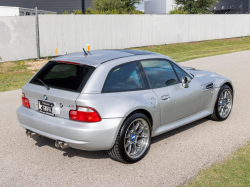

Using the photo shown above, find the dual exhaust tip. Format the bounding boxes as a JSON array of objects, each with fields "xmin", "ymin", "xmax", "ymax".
[
  {"xmin": 55, "ymin": 140, "xmax": 70, "ymax": 149},
  {"xmin": 26, "ymin": 130, "xmax": 70, "ymax": 149},
  {"xmin": 26, "ymin": 130, "xmax": 40, "ymax": 138}
]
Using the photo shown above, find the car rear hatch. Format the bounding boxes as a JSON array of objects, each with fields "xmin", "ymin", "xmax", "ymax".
[{"xmin": 22, "ymin": 61, "xmax": 95, "ymax": 119}]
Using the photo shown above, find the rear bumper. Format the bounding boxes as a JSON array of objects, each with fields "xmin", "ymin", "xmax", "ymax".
[{"xmin": 17, "ymin": 106, "xmax": 124, "ymax": 151}]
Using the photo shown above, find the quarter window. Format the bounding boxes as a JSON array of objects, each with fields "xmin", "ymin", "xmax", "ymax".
[
  {"xmin": 102, "ymin": 61, "xmax": 147, "ymax": 93},
  {"xmin": 172, "ymin": 63, "xmax": 191, "ymax": 80},
  {"xmin": 141, "ymin": 59, "xmax": 179, "ymax": 89}
]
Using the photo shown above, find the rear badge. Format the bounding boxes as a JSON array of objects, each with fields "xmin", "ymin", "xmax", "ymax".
[
  {"xmin": 68, "ymin": 105, "xmax": 74, "ymax": 108},
  {"xmin": 44, "ymin": 95, "xmax": 47, "ymax": 100}
]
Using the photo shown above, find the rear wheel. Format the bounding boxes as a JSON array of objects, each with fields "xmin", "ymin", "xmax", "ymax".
[
  {"xmin": 107, "ymin": 113, "xmax": 151, "ymax": 163},
  {"xmin": 208, "ymin": 85, "xmax": 233, "ymax": 121}
]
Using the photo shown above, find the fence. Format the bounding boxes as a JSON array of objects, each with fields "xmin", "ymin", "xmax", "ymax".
[
  {"xmin": 0, "ymin": 16, "xmax": 37, "ymax": 62},
  {"xmin": 0, "ymin": 14, "xmax": 250, "ymax": 62}
]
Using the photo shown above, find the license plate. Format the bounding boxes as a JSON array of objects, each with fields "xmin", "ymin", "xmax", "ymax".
[{"xmin": 38, "ymin": 100, "xmax": 54, "ymax": 116}]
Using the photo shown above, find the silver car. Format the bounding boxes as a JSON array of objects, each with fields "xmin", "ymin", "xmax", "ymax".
[{"xmin": 17, "ymin": 50, "xmax": 234, "ymax": 163}]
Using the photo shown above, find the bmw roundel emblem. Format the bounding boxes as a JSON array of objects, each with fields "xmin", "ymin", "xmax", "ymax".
[
  {"xmin": 131, "ymin": 134, "xmax": 135, "ymax": 141},
  {"xmin": 44, "ymin": 95, "xmax": 47, "ymax": 100}
]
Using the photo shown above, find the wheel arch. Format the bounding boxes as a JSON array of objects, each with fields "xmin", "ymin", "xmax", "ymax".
[
  {"xmin": 222, "ymin": 81, "xmax": 234, "ymax": 96},
  {"xmin": 125, "ymin": 109, "xmax": 153, "ymax": 130}
]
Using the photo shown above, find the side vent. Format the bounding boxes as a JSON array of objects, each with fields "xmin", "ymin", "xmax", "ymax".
[{"xmin": 203, "ymin": 83, "xmax": 214, "ymax": 91}]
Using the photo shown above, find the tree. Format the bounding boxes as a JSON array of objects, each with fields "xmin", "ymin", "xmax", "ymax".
[
  {"xmin": 175, "ymin": 0, "xmax": 218, "ymax": 14},
  {"xmin": 123, "ymin": 0, "xmax": 143, "ymax": 12},
  {"xmin": 86, "ymin": 0, "xmax": 144, "ymax": 14},
  {"xmin": 169, "ymin": 7, "xmax": 187, "ymax": 14}
]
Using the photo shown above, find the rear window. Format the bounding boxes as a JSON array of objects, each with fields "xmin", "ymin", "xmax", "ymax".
[{"xmin": 30, "ymin": 61, "xmax": 95, "ymax": 92}]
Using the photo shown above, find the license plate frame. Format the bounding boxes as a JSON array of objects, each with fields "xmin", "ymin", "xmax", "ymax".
[{"xmin": 38, "ymin": 100, "xmax": 55, "ymax": 116}]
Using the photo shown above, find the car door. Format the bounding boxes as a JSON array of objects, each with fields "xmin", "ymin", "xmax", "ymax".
[{"xmin": 140, "ymin": 59, "xmax": 202, "ymax": 126}]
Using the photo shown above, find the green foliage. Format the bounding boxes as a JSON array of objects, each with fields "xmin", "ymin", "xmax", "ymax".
[
  {"xmin": 169, "ymin": 7, "xmax": 187, "ymax": 14},
  {"xmin": 62, "ymin": 9, "xmax": 83, "ymax": 14},
  {"xmin": 73, "ymin": 9, "xmax": 83, "ymax": 14},
  {"xmin": 86, "ymin": 0, "xmax": 144, "ymax": 14},
  {"xmin": 175, "ymin": 0, "xmax": 218, "ymax": 14},
  {"xmin": 62, "ymin": 10, "xmax": 70, "ymax": 14}
]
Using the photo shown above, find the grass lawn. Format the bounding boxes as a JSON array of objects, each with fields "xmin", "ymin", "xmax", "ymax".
[
  {"xmin": 1, "ymin": 36, "xmax": 250, "ymax": 92},
  {"xmin": 184, "ymin": 142, "xmax": 250, "ymax": 187},
  {"xmin": 0, "ymin": 59, "xmax": 49, "ymax": 92},
  {"xmin": 135, "ymin": 36, "xmax": 250, "ymax": 62}
]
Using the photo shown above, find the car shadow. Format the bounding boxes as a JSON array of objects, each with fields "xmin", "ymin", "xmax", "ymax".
[
  {"xmin": 34, "ymin": 137, "xmax": 109, "ymax": 159},
  {"xmin": 151, "ymin": 118, "xmax": 209, "ymax": 144},
  {"xmin": 33, "ymin": 117, "xmax": 210, "ymax": 160}
]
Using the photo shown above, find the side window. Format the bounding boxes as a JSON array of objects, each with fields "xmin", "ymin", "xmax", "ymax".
[
  {"xmin": 102, "ymin": 61, "xmax": 147, "ymax": 93},
  {"xmin": 141, "ymin": 59, "xmax": 179, "ymax": 89},
  {"xmin": 172, "ymin": 63, "xmax": 191, "ymax": 80}
]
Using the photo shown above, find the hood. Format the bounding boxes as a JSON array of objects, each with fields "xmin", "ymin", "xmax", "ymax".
[{"xmin": 182, "ymin": 66, "xmax": 222, "ymax": 86}]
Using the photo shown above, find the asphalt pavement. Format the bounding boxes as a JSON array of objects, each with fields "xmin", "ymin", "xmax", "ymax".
[{"xmin": 1, "ymin": 50, "xmax": 250, "ymax": 186}]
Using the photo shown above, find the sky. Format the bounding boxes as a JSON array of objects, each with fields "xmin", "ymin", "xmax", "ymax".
[{"xmin": 135, "ymin": 0, "xmax": 146, "ymax": 11}]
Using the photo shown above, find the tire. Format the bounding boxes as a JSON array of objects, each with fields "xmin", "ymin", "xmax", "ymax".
[
  {"xmin": 107, "ymin": 113, "xmax": 151, "ymax": 163},
  {"xmin": 208, "ymin": 85, "xmax": 233, "ymax": 121}
]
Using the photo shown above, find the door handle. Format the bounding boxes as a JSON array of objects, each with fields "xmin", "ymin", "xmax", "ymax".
[{"xmin": 161, "ymin": 95, "xmax": 171, "ymax": 100}]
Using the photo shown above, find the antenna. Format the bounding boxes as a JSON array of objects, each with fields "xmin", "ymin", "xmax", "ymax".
[{"xmin": 82, "ymin": 48, "xmax": 88, "ymax": 56}]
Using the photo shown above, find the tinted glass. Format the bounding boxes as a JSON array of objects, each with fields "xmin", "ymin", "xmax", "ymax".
[
  {"xmin": 172, "ymin": 63, "xmax": 191, "ymax": 80},
  {"xmin": 141, "ymin": 60, "xmax": 179, "ymax": 89},
  {"xmin": 30, "ymin": 62, "xmax": 94, "ymax": 92},
  {"xmin": 102, "ymin": 61, "xmax": 147, "ymax": 92}
]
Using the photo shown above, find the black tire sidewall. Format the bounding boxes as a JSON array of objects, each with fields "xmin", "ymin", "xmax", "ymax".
[
  {"xmin": 118, "ymin": 113, "xmax": 151, "ymax": 163},
  {"xmin": 214, "ymin": 85, "xmax": 233, "ymax": 121}
]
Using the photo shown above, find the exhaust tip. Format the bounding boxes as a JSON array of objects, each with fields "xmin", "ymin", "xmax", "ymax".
[
  {"xmin": 55, "ymin": 141, "xmax": 61, "ymax": 148},
  {"xmin": 26, "ymin": 130, "xmax": 30, "ymax": 137},
  {"xmin": 55, "ymin": 140, "xmax": 70, "ymax": 149},
  {"xmin": 26, "ymin": 130, "xmax": 39, "ymax": 138},
  {"xmin": 61, "ymin": 142, "xmax": 70, "ymax": 149}
]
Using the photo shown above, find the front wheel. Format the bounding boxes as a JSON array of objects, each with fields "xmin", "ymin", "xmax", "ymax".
[
  {"xmin": 208, "ymin": 85, "xmax": 233, "ymax": 121},
  {"xmin": 107, "ymin": 113, "xmax": 151, "ymax": 163}
]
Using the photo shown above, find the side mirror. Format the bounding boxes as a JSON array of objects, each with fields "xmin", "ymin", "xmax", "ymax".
[{"xmin": 182, "ymin": 76, "xmax": 191, "ymax": 88}]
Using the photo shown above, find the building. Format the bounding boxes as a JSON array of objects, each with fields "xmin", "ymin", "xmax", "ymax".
[
  {"xmin": 0, "ymin": 0, "xmax": 93, "ymax": 14},
  {"xmin": 144, "ymin": 0, "xmax": 176, "ymax": 14},
  {"xmin": 212, "ymin": 0, "xmax": 250, "ymax": 14},
  {"xmin": 0, "ymin": 6, "xmax": 56, "ymax": 16}
]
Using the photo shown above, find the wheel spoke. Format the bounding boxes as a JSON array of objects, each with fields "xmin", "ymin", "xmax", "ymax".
[
  {"xmin": 223, "ymin": 91, "xmax": 227, "ymax": 99},
  {"xmin": 125, "ymin": 141, "xmax": 130, "ymax": 148},
  {"xmin": 137, "ymin": 139, "xmax": 144, "ymax": 147},
  {"xmin": 136, "ymin": 126, "xmax": 145, "ymax": 135},
  {"xmin": 219, "ymin": 106, "xmax": 223, "ymax": 112},
  {"xmin": 131, "ymin": 143, "xmax": 137, "ymax": 155},
  {"xmin": 131, "ymin": 123, "xmax": 135, "ymax": 131},
  {"xmin": 126, "ymin": 132, "xmax": 131, "ymax": 139},
  {"xmin": 220, "ymin": 107, "xmax": 224, "ymax": 116},
  {"xmin": 138, "ymin": 134, "xmax": 147, "ymax": 138},
  {"xmin": 134, "ymin": 122, "xmax": 140, "ymax": 131},
  {"xmin": 127, "ymin": 144, "xmax": 132, "ymax": 154}
]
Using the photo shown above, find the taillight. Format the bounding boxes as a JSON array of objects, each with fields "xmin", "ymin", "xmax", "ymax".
[
  {"xmin": 69, "ymin": 106, "xmax": 101, "ymax": 122},
  {"xmin": 22, "ymin": 93, "xmax": 30, "ymax": 109}
]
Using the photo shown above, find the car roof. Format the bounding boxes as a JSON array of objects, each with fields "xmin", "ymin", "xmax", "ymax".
[{"xmin": 52, "ymin": 50, "xmax": 158, "ymax": 67}]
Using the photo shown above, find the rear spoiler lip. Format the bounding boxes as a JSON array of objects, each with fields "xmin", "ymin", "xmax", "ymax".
[{"xmin": 56, "ymin": 60, "xmax": 81, "ymax": 65}]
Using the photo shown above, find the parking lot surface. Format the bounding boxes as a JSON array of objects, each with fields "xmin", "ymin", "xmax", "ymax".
[{"xmin": 1, "ymin": 50, "xmax": 250, "ymax": 187}]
